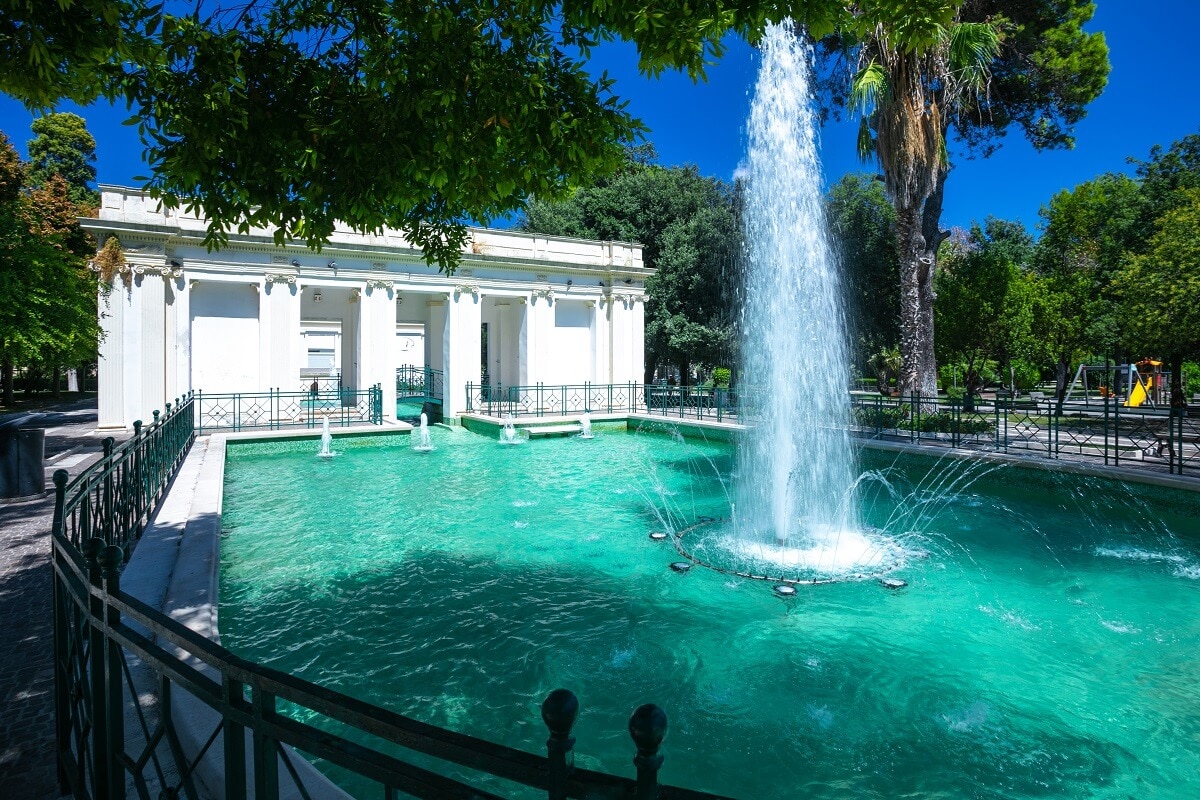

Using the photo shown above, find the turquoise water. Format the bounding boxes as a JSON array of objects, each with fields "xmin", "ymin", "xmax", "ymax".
[{"xmin": 220, "ymin": 426, "xmax": 1200, "ymax": 799}]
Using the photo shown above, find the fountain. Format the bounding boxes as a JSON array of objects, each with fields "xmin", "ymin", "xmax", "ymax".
[
  {"xmin": 412, "ymin": 412, "xmax": 435, "ymax": 452},
  {"xmin": 579, "ymin": 413, "xmax": 594, "ymax": 439},
  {"xmin": 714, "ymin": 21, "xmax": 903, "ymax": 582},
  {"xmin": 499, "ymin": 414, "xmax": 521, "ymax": 445},
  {"xmin": 317, "ymin": 416, "xmax": 335, "ymax": 458}
]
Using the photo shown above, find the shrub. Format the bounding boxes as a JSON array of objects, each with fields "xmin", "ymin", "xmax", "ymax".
[{"xmin": 712, "ymin": 367, "xmax": 732, "ymax": 388}]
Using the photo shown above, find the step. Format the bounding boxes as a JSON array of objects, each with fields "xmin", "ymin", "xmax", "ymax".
[{"xmin": 525, "ymin": 424, "xmax": 584, "ymax": 438}]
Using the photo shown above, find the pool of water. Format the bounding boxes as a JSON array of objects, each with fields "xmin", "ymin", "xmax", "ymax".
[{"xmin": 220, "ymin": 425, "xmax": 1200, "ymax": 799}]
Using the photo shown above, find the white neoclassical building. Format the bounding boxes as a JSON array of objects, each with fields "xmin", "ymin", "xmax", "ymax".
[{"xmin": 84, "ymin": 186, "xmax": 649, "ymax": 429}]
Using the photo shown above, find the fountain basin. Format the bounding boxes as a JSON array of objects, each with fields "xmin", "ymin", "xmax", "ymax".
[{"xmin": 219, "ymin": 427, "xmax": 1200, "ymax": 800}]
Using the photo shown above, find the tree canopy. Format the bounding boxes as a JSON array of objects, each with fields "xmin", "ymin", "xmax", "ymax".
[
  {"xmin": 825, "ymin": 173, "xmax": 899, "ymax": 360},
  {"xmin": 2, "ymin": 0, "xmax": 968, "ymax": 270},
  {"xmin": 26, "ymin": 112, "xmax": 100, "ymax": 209},
  {"xmin": 0, "ymin": 129, "xmax": 100, "ymax": 405},
  {"xmin": 815, "ymin": 0, "xmax": 1110, "ymax": 398}
]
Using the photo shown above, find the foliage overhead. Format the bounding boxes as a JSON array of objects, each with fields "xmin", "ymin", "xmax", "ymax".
[{"xmin": 1, "ymin": 0, "xmax": 969, "ymax": 271}]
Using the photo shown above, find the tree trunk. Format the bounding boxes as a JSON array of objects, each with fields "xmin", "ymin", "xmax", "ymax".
[
  {"xmin": 1, "ymin": 360, "xmax": 13, "ymax": 407},
  {"xmin": 52, "ymin": 366, "xmax": 61, "ymax": 397},
  {"xmin": 1055, "ymin": 354, "xmax": 1070, "ymax": 415},
  {"xmin": 895, "ymin": 205, "xmax": 939, "ymax": 406}
]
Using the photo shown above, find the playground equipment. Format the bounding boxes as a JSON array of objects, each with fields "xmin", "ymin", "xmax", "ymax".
[{"xmin": 1065, "ymin": 361, "xmax": 1165, "ymax": 408}]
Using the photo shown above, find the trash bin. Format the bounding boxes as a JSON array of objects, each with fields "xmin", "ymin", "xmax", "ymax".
[{"xmin": 0, "ymin": 426, "xmax": 46, "ymax": 498}]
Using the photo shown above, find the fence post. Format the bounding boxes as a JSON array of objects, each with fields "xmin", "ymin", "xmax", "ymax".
[
  {"xmin": 197, "ymin": 390, "xmax": 203, "ymax": 435},
  {"xmin": 629, "ymin": 704, "xmax": 667, "ymax": 800},
  {"xmin": 85, "ymin": 537, "xmax": 110, "ymax": 796},
  {"xmin": 252, "ymin": 688, "xmax": 280, "ymax": 800},
  {"xmin": 224, "ymin": 676, "xmax": 249, "ymax": 800},
  {"xmin": 1110, "ymin": 395, "xmax": 1121, "ymax": 464},
  {"xmin": 466, "ymin": 382, "xmax": 473, "ymax": 414},
  {"xmin": 51, "ymin": 470, "xmax": 70, "ymax": 794},
  {"xmin": 542, "ymin": 689, "xmax": 578, "ymax": 800},
  {"xmin": 101, "ymin": 544, "xmax": 126, "ymax": 800}
]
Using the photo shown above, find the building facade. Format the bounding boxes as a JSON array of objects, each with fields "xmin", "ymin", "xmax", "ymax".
[{"xmin": 84, "ymin": 187, "xmax": 649, "ymax": 429}]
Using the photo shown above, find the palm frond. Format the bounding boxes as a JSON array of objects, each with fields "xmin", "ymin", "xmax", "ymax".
[
  {"xmin": 856, "ymin": 116, "xmax": 876, "ymax": 161},
  {"xmin": 947, "ymin": 22, "xmax": 1001, "ymax": 92},
  {"xmin": 850, "ymin": 60, "xmax": 890, "ymax": 114}
]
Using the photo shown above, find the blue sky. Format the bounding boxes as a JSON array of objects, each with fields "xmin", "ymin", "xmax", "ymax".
[{"xmin": 2, "ymin": 2, "xmax": 1197, "ymax": 235}]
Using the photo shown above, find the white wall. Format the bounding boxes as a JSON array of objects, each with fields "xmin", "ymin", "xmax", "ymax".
[
  {"xmin": 551, "ymin": 300, "xmax": 593, "ymax": 384},
  {"xmin": 190, "ymin": 282, "xmax": 260, "ymax": 392}
]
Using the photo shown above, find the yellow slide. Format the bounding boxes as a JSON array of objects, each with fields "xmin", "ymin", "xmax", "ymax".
[{"xmin": 1126, "ymin": 376, "xmax": 1149, "ymax": 407}]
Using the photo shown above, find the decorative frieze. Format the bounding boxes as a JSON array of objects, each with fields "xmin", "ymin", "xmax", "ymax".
[
  {"xmin": 531, "ymin": 287, "xmax": 555, "ymax": 304},
  {"xmin": 265, "ymin": 273, "xmax": 297, "ymax": 284},
  {"xmin": 454, "ymin": 282, "xmax": 480, "ymax": 299},
  {"xmin": 365, "ymin": 279, "xmax": 393, "ymax": 290}
]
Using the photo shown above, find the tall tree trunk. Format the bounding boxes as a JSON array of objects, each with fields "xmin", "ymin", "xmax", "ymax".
[
  {"xmin": 917, "ymin": 168, "xmax": 948, "ymax": 399},
  {"xmin": 1, "ymin": 360, "xmax": 13, "ymax": 407},
  {"xmin": 52, "ymin": 365, "xmax": 61, "ymax": 397},
  {"xmin": 896, "ymin": 169, "xmax": 947, "ymax": 407},
  {"xmin": 895, "ymin": 205, "xmax": 939, "ymax": 406}
]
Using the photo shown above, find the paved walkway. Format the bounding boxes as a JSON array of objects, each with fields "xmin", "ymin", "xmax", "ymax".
[{"xmin": 0, "ymin": 400, "xmax": 124, "ymax": 799}]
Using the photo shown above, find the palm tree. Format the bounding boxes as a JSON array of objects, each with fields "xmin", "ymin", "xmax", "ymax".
[{"xmin": 849, "ymin": 19, "xmax": 1001, "ymax": 400}]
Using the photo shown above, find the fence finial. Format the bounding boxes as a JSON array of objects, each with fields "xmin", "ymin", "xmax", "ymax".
[{"xmin": 629, "ymin": 703, "xmax": 667, "ymax": 800}]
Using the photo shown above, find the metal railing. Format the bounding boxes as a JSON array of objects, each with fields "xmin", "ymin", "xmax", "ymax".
[
  {"xmin": 465, "ymin": 382, "xmax": 1198, "ymax": 477},
  {"xmin": 396, "ymin": 365, "xmax": 444, "ymax": 401},
  {"xmin": 195, "ymin": 385, "xmax": 383, "ymax": 433},
  {"xmin": 299, "ymin": 374, "xmax": 342, "ymax": 394},
  {"xmin": 466, "ymin": 382, "xmax": 649, "ymax": 417},
  {"xmin": 51, "ymin": 396, "xmax": 737, "ymax": 800},
  {"xmin": 847, "ymin": 393, "xmax": 1198, "ymax": 476}
]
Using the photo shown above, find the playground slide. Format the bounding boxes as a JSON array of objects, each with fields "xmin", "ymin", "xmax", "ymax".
[{"xmin": 1126, "ymin": 378, "xmax": 1149, "ymax": 408}]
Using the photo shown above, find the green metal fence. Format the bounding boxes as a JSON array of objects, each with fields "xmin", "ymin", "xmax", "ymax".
[
  {"xmin": 51, "ymin": 395, "xmax": 737, "ymax": 800},
  {"xmin": 397, "ymin": 366, "xmax": 444, "ymax": 401},
  {"xmin": 466, "ymin": 382, "xmax": 1198, "ymax": 477},
  {"xmin": 195, "ymin": 385, "xmax": 383, "ymax": 433}
]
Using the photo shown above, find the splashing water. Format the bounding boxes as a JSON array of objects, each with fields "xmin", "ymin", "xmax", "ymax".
[
  {"xmin": 413, "ymin": 412, "xmax": 434, "ymax": 452},
  {"xmin": 734, "ymin": 21, "xmax": 860, "ymax": 550},
  {"xmin": 499, "ymin": 414, "xmax": 521, "ymax": 445},
  {"xmin": 317, "ymin": 416, "xmax": 335, "ymax": 459},
  {"xmin": 579, "ymin": 413, "xmax": 594, "ymax": 439}
]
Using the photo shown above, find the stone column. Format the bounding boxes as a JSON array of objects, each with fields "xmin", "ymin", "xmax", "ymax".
[
  {"xmin": 592, "ymin": 298, "xmax": 610, "ymax": 384},
  {"xmin": 359, "ymin": 281, "xmax": 398, "ymax": 420},
  {"xmin": 97, "ymin": 280, "xmax": 125, "ymax": 430},
  {"xmin": 262, "ymin": 275, "xmax": 301, "ymax": 391},
  {"xmin": 170, "ymin": 277, "xmax": 191, "ymax": 400},
  {"xmin": 444, "ymin": 284, "xmax": 482, "ymax": 417},
  {"xmin": 137, "ymin": 271, "xmax": 167, "ymax": 420},
  {"xmin": 631, "ymin": 293, "xmax": 646, "ymax": 387}
]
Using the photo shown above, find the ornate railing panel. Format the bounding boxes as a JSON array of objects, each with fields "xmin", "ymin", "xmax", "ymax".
[
  {"xmin": 397, "ymin": 366, "xmax": 444, "ymax": 401},
  {"xmin": 195, "ymin": 386, "xmax": 383, "ymax": 433}
]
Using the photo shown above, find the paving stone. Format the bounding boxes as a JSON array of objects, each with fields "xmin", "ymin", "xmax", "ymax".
[{"xmin": 0, "ymin": 400, "xmax": 126, "ymax": 800}]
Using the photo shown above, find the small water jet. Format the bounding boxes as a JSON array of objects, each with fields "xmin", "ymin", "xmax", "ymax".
[
  {"xmin": 317, "ymin": 416, "xmax": 336, "ymax": 459},
  {"xmin": 499, "ymin": 414, "xmax": 522, "ymax": 445},
  {"xmin": 579, "ymin": 413, "xmax": 594, "ymax": 439},
  {"xmin": 412, "ymin": 413, "xmax": 435, "ymax": 453}
]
